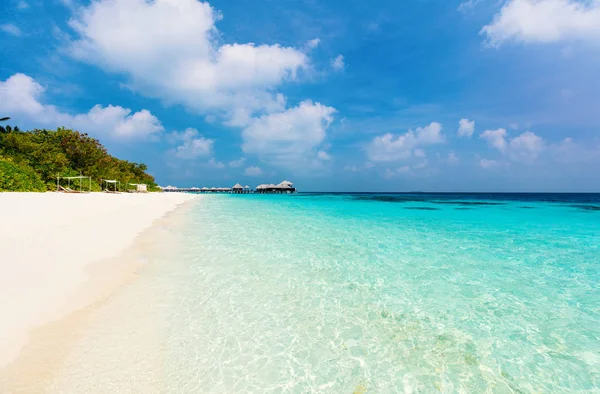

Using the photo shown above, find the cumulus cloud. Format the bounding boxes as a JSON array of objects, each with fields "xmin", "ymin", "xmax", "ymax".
[
  {"xmin": 244, "ymin": 166, "xmax": 263, "ymax": 176},
  {"xmin": 241, "ymin": 100, "xmax": 336, "ymax": 168},
  {"xmin": 67, "ymin": 0, "xmax": 311, "ymax": 125},
  {"xmin": 0, "ymin": 73, "xmax": 164, "ymax": 139},
  {"xmin": 65, "ymin": 0, "xmax": 338, "ymax": 169},
  {"xmin": 1, "ymin": 23, "xmax": 21, "ymax": 36},
  {"xmin": 480, "ymin": 128, "xmax": 508, "ymax": 151},
  {"xmin": 480, "ymin": 128, "xmax": 545, "ymax": 162},
  {"xmin": 169, "ymin": 128, "xmax": 214, "ymax": 159},
  {"xmin": 367, "ymin": 122, "xmax": 444, "ymax": 162},
  {"xmin": 228, "ymin": 157, "xmax": 246, "ymax": 168},
  {"xmin": 457, "ymin": 118, "xmax": 475, "ymax": 137},
  {"xmin": 482, "ymin": 0, "xmax": 600, "ymax": 46},
  {"xmin": 331, "ymin": 55, "xmax": 345, "ymax": 71},
  {"xmin": 508, "ymin": 131, "xmax": 545, "ymax": 161}
]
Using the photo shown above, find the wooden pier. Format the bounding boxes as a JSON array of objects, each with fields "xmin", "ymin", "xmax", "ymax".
[{"xmin": 160, "ymin": 181, "xmax": 296, "ymax": 194}]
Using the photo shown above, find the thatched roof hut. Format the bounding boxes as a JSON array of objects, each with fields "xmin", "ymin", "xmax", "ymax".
[
  {"xmin": 232, "ymin": 183, "xmax": 243, "ymax": 190},
  {"xmin": 256, "ymin": 180, "xmax": 296, "ymax": 193},
  {"xmin": 276, "ymin": 180, "xmax": 294, "ymax": 189}
]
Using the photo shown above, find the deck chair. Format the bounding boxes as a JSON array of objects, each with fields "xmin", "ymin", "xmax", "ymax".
[{"xmin": 59, "ymin": 186, "xmax": 82, "ymax": 193}]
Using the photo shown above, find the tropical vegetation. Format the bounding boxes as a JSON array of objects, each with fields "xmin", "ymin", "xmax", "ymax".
[{"xmin": 0, "ymin": 125, "xmax": 159, "ymax": 192}]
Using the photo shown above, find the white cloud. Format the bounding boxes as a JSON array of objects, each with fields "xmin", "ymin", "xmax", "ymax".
[
  {"xmin": 508, "ymin": 130, "xmax": 545, "ymax": 161},
  {"xmin": 208, "ymin": 158, "xmax": 225, "ymax": 168},
  {"xmin": 367, "ymin": 122, "xmax": 444, "ymax": 162},
  {"xmin": 331, "ymin": 55, "xmax": 345, "ymax": 71},
  {"xmin": 414, "ymin": 149, "xmax": 426, "ymax": 158},
  {"xmin": 457, "ymin": 118, "xmax": 475, "ymax": 137},
  {"xmin": 317, "ymin": 150, "xmax": 331, "ymax": 160},
  {"xmin": 480, "ymin": 128, "xmax": 508, "ymax": 151},
  {"xmin": 480, "ymin": 158, "xmax": 499, "ymax": 169},
  {"xmin": 458, "ymin": 0, "xmax": 482, "ymax": 12},
  {"xmin": 480, "ymin": 128, "xmax": 545, "ymax": 162},
  {"xmin": 481, "ymin": 0, "xmax": 600, "ymax": 46},
  {"xmin": 0, "ymin": 73, "xmax": 164, "ymax": 139},
  {"xmin": 305, "ymin": 38, "xmax": 321, "ymax": 50},
  {"xmin": 1, "ymin": 23, "xmax": 21, "ymax": 36},
  {"xmin": 17, "ymin": 1, "xmax": 29, "ymax": 10},
  {"xmin": 68, "ymin": 0, "xmax": 311, "ymax": 125},
  {"xmin": 169, "ymin": 128, "xmax": 214, "ymax": 159},
  {"xmin": 244, "ymin": 166, "xmax": 263, "ymax": 176},
  {"xmin": 228, "ymin": 157, "xmax": 246, "ymax": 168},
  {"xmin": 241, "ymin": 100, "xmax": 335, "ymax": 168}
]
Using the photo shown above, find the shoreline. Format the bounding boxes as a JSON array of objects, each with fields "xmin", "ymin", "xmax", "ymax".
[{"xmin": 0, "ymin": 192, "xmax": 199, "ymax": 390}]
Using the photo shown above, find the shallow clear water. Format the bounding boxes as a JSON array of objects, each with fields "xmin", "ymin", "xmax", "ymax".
[{"xmin": 54, "ymin": 194, "xmax": 600, "ymax": 392}]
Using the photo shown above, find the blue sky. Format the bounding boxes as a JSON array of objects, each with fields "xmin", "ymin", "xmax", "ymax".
[{"xmin": 1, "ymin": 0, "xmax": 599, "ymax": 191}]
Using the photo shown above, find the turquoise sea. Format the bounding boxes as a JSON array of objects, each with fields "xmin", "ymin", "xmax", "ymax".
[{"xmin": 53, "ymin": 193, "xmax": 600, "ymax": 393}]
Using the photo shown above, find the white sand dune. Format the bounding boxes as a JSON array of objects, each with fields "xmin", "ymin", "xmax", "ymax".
[{"xmin": 0, "ymin": 192, "xmax": 199, "ymax": 368}]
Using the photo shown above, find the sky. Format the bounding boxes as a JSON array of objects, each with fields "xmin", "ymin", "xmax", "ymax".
[{"xmin": 1, "ymin": 0, "xmax": 599, "ymax": 192}]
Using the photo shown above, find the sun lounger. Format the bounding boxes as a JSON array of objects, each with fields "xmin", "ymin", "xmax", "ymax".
[{"xmin": 59, "ymin": 186, "xmax": 83, "ymax": 193}]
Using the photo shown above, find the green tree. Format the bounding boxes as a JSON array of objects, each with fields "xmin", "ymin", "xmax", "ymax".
[
  {"xmin": 0, "ymin": 157, "xmax": 46, "ymax": 192},
  {"xmin": 0, "ymin": 127, "xmax": 158, "ymax": 192}
]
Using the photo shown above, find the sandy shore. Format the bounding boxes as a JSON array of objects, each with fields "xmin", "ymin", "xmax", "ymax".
[{"xmin": 0, "ymin": 192, "xmax": 199, "ymax": 369}]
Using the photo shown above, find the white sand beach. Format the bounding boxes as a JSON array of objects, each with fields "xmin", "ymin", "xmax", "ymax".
[{"xmin": 0, "ymin": 192, "xmax": 199, "ymax": 370}]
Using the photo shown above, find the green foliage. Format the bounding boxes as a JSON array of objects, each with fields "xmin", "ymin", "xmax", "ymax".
[
  {"xmin": 0, "ymin": 157, "xmax": 46, "ymax": 192},
  {"xmin": 0, "ymin": 127, "xmax": 158, "ymax": 192}
]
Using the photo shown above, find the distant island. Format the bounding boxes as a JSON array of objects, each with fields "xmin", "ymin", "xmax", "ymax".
[{"xmin": 0, "ymin": 125, "xmax": 158, "ymax": 192}]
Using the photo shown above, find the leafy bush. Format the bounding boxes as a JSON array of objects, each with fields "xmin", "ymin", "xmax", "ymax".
[{"xmin": 0, "ymin": 157, "xmax": 46, "ymax": 192}]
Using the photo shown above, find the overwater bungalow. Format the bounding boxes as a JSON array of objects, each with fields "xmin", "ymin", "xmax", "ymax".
[
  {"xmin": 256, "ymin": 180, "xmax": 296, "ymax": 194},
  {"xmin": 161, "ymin": 180, "xmax": 295, "ymax": 194}
]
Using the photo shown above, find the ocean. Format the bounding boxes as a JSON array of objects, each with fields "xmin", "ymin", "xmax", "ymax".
[{"xmin": 48, "ymin": 193, "xmax": 600, "ymax": 392}]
